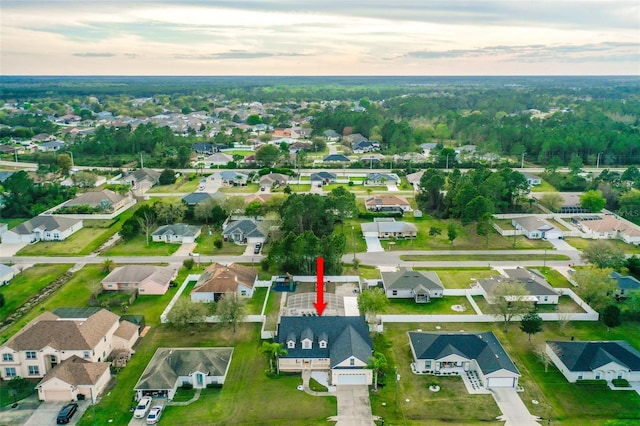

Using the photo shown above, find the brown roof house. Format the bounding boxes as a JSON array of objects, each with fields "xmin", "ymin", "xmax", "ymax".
[
  {"xmin": 102, "ymin": 265, "xmax": 177, "ymax": 295},
  {"xmin": 191, "ymin": 263, "xmax": 257, "ymax": 303},
  {"xmin": 36, "ymin": 356, "xmax": 111, "ymax": 402},
  {"xmin": 364, "ymin": 195, "xmax": 413, "ymax": 213},
  {"xmin": 61, "ymin": 189, "xmax": 130, "ymax": 213},
  {"xmin": 0, "ymin": 307, "xmax": 138, "ymax": 401}
]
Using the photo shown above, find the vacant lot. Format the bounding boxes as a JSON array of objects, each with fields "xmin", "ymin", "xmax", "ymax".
[
  {"xmin": 102, "ymin": 235, "xmax": 181, "ymax": 256},
  {"xmin": 401, "ymin": 253, "xmax": 570, "ymax": 262},
  {"xmin": 565, "ymin": 238, "xmax": 640, "ymax": 254},
  {"xmin": 146, "ymin": 178, "xmax": 201, "ymax": 194},
  {"xmin": 194, "ymin": 231, "xmax": 246, "ymax": 256}
]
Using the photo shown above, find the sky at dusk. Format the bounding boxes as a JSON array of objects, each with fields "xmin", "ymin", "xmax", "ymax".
[{"xmin": 2, "ymin": 0, "xmax": 639, "ymax": 76}]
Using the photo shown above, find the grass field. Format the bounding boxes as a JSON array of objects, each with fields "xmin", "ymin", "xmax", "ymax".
[
  {"xmin": 0, "ymin": 217, "xmax": 29, "ymax": 229},
  {"xmin": 218, "ymin": 184, "xmax": 260, "ymax": 193},
  {"xmin": 146, "ymin": 178, "xmax": 201, "ymax": 194},
  {"xmin": 0, "ymin": 264, "xmax": 72, "ymax": 322},
  {"xmin": 414, "ymin": 267, "xmax": 495, "ymax": 289},
  {"xmin": 533, "ymin": 267, "xmax": 574, "ymax": 288},
  {"xmin": 494, "ymin": 219, "xmax": 516, "ymax": 230},
  {"xmin": 102, "ymin": 235, "xmax": 181, "ymax": 256},
  {"xmin": 401, "ymin": 253, "xmax": 570, "ymax": 262},
  {"xmin": 565, "ymin": 238, "xmax": 640, "ymax": 254},
  {"xmin": 194, "ymin": 231, "xmax": 247, "ymax": 256},
  {"xmin": 529, "ymin": 179, "xmax": 558, "ymax": 193},
  {"xmin": 386, "ymin": 296, "xmax": 474, "ymax": 314}
]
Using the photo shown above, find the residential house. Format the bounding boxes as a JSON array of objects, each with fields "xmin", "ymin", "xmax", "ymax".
[
  {"xmin": 406, "ymin": 171, "xmax": 424, "ymax": 191},
  {"xmin": 0, "ymin": 264, "xmax": 15, "ymax": 285},
  {"xmin": 476, "ymin": 268, "xmax": 559, "ymax": 305},
  {"xmin": 343, "ymin": 133, "xmax": 368, "ymax": 145},
  {"xmin": 352, "ymin": 140, "xmax": 379, "ymax": 153},
  {"xmin": 288, "ymin": 141, "xmax": 311, "ymax": 153},
  {"xmin": 260, "ymin": 173, "xmax": 289, "ymax": 188},
  {"xmin": 192, "ymin": 142, "xmax": 217, "ymax": 156},
  {"xmin": 121, "ymin": 168, "xmax": 161, "ymax": 193},
  {"xmin": 533, "ymin": 192, "xmax": 589, "ymax": 214},
  {"xmin": 32, "ymin": 133, "xmax": 56, "ymax": 143},
  {"xmin": 364, "ymin": 195, "xmax": 412, "ymax": 213},
  {"xmin": 36, "ymin": 356, "xmax": 110, "ymax": 402},
  {"xmin": 394, "ymin": 152, "xmax": 426, "ymax": 163},
  {"xmin": 381, "ymin": 268, "xmax": 444, "ymax": 303},
  {"xmin": 0, "ymin": 171, "xmax": 16, "ymax": 183},
  {"xmin": 102, "ymin": 265, "xmax": 177, "ymax": 295},
  {"xmin": 360, "ymin": 153, "xmax": 385, "ymax": 166},
  {"xmin": 61, "ymin": 189, "xmax": 130, "ymax": 213},
  {"xmin": 211, "ymin": 171, "xmax": 249, "ymax": 187},
  {"xmin": 191, "ymin": 263, "xmax": 257, "ymax": 302},
  {"xmin": 203, "ymin": 152, "xmax": 233, "ymax": 168},
  {"xmin": 409, "ymin": 332, "xmax": 521, "ymax": 388},
  {"xmin": 323, "ymin": 129, "xmax": 341, "ymax": 142},
  {"xmin": 310, "ymin": 171, "xmax": 337, "ymax": 186},
  {"xmin": 420, "ymin": 143, "xmax": 438, "ymax": 156},
  {"xmin": 455, "ymin": 145, "xmax": 477, "ymax": 157},
  {"xmin": 546, "ymin": 340, "xmax": 640, "ymax": 383},
  {"xmin": 1, "ymin": 216, "xmax": 83, "ymax": 244},
  {"xmin": 365, "ymin": 173, "xmax": 399, "ymax": 186},
  {"xmin": 37, "ymin": 140, "xmax": 66, "ymax": 152},
  {"xmin": 572, "ymin": 214, "xmax": 640, "ymax": 244},
  {"xmin": 291, "ymin": 128, "xmax": 311, "ymax": 139},
  {"xmin": 512, "ymin": 216, "xmax": 563, "ymax": 240},
  {"xmin": 276, "ymin": 316, "xmax": 374, "ymax": 385},
  {"xmin": 134, "ymin": 348, "xmax": 233, "ymax": 400},
  {"xmin": 0, "ymin": 308, "xmax": 139, "ymax": 383},
  {"xmin": 244, "ymin": 193, "xmax": 273, "ymax": 205},
  {"xmin": 273, "ymin": 128, "xmax": 292, "ymax": 138},
  {"xmin": 181, "ymin": 192, "xmax": 224, "ymax": 207},
  {"xmin": 611, "ymin": 272, "xmax": 640, "ymax": 298},
  {"xmin": 151, "ymin": 224, "xmax": 202, "ymax": 244},
  {"xmin": 361, "ymin": 218, "xmax": 417, "ymax": 239},
  {"xmin": 322, "ymin": 154, "xmax": 351, "ymax": 164},
  {"xmin": 522, "ymin": 172, "xmax": 542, "ymax": 186},
  {"xmin": 222, "ymin": 218, "xmax": 266, "ymax": 244}
]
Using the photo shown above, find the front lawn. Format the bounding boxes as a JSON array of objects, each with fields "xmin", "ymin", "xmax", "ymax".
[
  {"xmin": 401, "ymin": 253, "xmax": 570, "ymax": 262},
  {"xmin": 0, "ymin": 264, "xmax": 72, "ymax": 322},
  {"xmin": 534, "ymin": 267, "xmax": 574, "ymax": 288},
  {"xmin": 386, "ymin": 296, "xmax": 474, "ymax": 315},
  {"xmin": 529, "ymin": 179, "xmax": 558, "ymax": 192},
  {"xmin": 78, "ymin": 324, "xmax": 337, "ymax": 426},
  {"xmin": 565, "ymin": 238, "xmax": 640, "ymax": 254},
  {"xmin": 194, "ymin": 231, "xmax": 247, "ymax": 256},
  {"xmin": 535, "ymin": 296, "xmax": 585, "ymax": 313},
  {"xmin": 218, "ymin": 184, "xmax": 260, "ymax": 193},
  {"xmin": 0, "ymin": 218, "xmax": 29, "ymax": 229},
  {"xmin": 102, "ymin": 235, "xmax": 181, "ymax": 256},
  {"xmin": 146, "ymin": 178, "xmax": 201, "ymax": 194},
  {"xmin": 415, "ymin": 267, "xmax": 494, "ymax": 289}
]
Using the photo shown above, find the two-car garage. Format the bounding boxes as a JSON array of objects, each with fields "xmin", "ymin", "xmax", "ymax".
[
  {"xmin": 486, "ymin": 376, "xmax": 517, "ymax": 388},
  {"xmin": 333, "ymin": 370, "xmax": 371, "ymax": 386}
]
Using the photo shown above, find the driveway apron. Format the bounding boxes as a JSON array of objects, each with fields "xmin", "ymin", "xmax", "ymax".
[
  {"xmin": 491, "ymin": 387, "xmax": 540, "ymax": 426},
  {"xmin": 335, "ymin": 385, "xmax": 375, "ymax": 426}
]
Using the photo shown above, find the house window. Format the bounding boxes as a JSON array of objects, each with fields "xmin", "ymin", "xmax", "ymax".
[
  {"xmin": 28, "ymin": 366, "xmax": 39, "ymax": 376},
  {"xmin": 425, "ymin": 361, "xmax": 431, "ymax": 369},
  {"xmin": 319, "ymin": 341, "xmax": 327, "ymax": 349},
  {"xmin": 2, "ymin": 354, "xmax": 13, "ymax": 362},
  {"xmin": 84, "ymin": 351, "xmax": 90, "ymax": 359},
  {"xmin": 578, "ymin": 375, "xmax": 583, "ymax": 380},
  {"xmin": 287, "ymin": 341, "xmax": 295, "ymax": 349},
  {"xmin": 241, "ymin": 290, "xmax": 247, "ymax": 296},
  {"xmin": 595, "ymin": 373, "xmax": 601, "ymax": 380},
  {"xmin": 26, "ymin": 351, "xmax": 36, "ymax": 360},
  {"xmin": 350, "ymin": 358, "xmax": 355, "ymax": 366},
  {"xmin": 543, "ymin": 297, "xmax": 548, "ymax": 302},
  {"xmin": 392, "ymin": 290, "xmax": 397, "ymax": 296},
  {"xmin": 5, "ymin": 368, "xmax": 16, "ymax": 378},
  {"xmin": 302, "ymin": 340, "xmax": 312, "ymax": 349},
  {"xmin": 618, "ymin": 373, "xmax": 623, "ymax": 379}
]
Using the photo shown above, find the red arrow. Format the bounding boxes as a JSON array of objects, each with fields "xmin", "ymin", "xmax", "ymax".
[{"xmin": 313, "ymin": 257, "xmax": 327, "ymax": 316}]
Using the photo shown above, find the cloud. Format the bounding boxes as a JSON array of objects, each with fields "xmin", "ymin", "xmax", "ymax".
[
  {"xmin": 72, "ymin": 52, "xmax": 116, "ymax": 57},
  {"xmin": 175, "ymin": 50, "xmax": 312, "ymax": 60}
]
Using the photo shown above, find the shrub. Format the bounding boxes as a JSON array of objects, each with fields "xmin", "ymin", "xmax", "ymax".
[
  {"xmin": 213, "ymin": 238, "xmax": 223, "ymax": 249},
  {"xmin": 576, "ymin": 379, "xmax": 608, "ymax": 387},
  {"xmin": 180, "ymin": 383, "xmax": 194, "ymax": 390},
  {"xmin": 183, "ymin": 258, "xmax": 195, "ymax": 270},
  {"xmin": 206, "ymin": 383, "xmax": 223, "ymax": 389},
  {"xmin": 612, "ymin": 378, "xmax": 630, "ymax": 387}
]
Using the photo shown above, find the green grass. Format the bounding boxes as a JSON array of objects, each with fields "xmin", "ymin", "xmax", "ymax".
[
  {"xmin": 0, "ymin": 378, "xmax": 37, "ymax": 405},
  {"xmin": 218, "ymin": 184, "xmax": 260, "ymax": 193},
  {"xmin": 549, "ymin": 219, "xmax": 571, "ymax": 231},
  {"xmin": 308, "ymin": 378, "xmax": 328, "ymax": 392},
  {"xmin": 264, "ymin": 290, "xmax": 283, "ymax": 330},
  {"xmin": 414, "ymin": 267, "xmax": 495, "ymax": 289},
  {"xmin": 194, "ymin": 231, "xmax": 246, "ymax": 256},
  {"xmin": 535, "ymin": 296, "xmax": 585, "ymax": 313},
  {"xmin": 565, "ymin": 238, "xmax": 640, "ymax": 254},
  {"xmin": 146, "ymin": 178, "xmax": 201, "ymax": 194},
  {"xmin": 102, "ymin": 235, "xmax": 181, "ymax": 256},
  {"xmin": 530, "ymin": 179, "xmax": 558, "ymax": 193},
  {"xmin": 171, "ymin": 387, "xmax": 197, "ymax": 402},
  {"xmin": 494, "ymin": 219, "xmax": 516, "ymax": 230},
  {"xmin": 0, "ymin": 218, "xmax": 29, "ymax": 230},
  {"xmin": 78, "ymin": 324, "xmax": 336, "ymax": 426},
  {"xmin": 272, "ymin": 184, "xmax": 311, "ymax": 193},
  {"xmin": 401, "ymin": 254, "xmax": 570, "ymax": 262},
  {"xmin": 386, "ymin": 296, "xmax": 474, "ymax": 315},
  {"xmin": 246, "ymin": 287, "xmax": 267, "ymax": 315},
  {"xmin": 342, "ymin": 264, "xmax": 382, "ymax": 280},
  {"xmin": 0, "ymin": 264, "xmax": 72, "ymax": 323},
  {"xmin": 534, "ymin": 267, "xmax": 574, "ymax": 288}
]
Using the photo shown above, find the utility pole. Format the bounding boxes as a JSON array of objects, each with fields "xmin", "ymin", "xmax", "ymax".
[
  {"xmin": 596, "ymin": 152, "xmax": 602, "ymax": 169},
  {"xmin": 395, "ymin": 367, "xmax": 400, "ymax": 412},
  {"xmin": 521, "ymin": 152, "xmax": 525, "ymax": 169},
  {"xmin": 446, "ymin": 154, "xmax": 449, "ymax": 170}
]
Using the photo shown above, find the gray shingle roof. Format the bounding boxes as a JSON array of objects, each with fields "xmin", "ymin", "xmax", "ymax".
[
  {"xmin": 102, "ymin": 265, "xmax": 177, "ymax": 286},
  {"xmin": 277, "ymin": 316, "xmax": 372, "ymax": 366},
  {"xmin": 222, "ymin": 219, "xmax": 264, "ymax": 239},
  {"xmin": 64, "ymin": 189, "xmax": 126, "ymax": 208},
  {"xmin": 381, "ymin": 268, "xmax": 443, "ymax": 291},
  {"xmin": 152, "ymin": 223, "xmax": 202, "ymax": 238},
  {"xmin": 323, "ymin": 154, "xmax": 350, "ymax": 162},
  {"xmin": 361, "ymin": 221, "xmax": 417, "ymax": 234},
  {"xmin": 135, "ymin": 347, "xmax": 234, "ymax": 391},
  {"xmin": 547, "ymin": 340, "xmax": 640, "ymax": 372},
  {"xmin": 477, "ymin": 268, "xmax": 558, "ymax": 297},
  {"xmin": 182, "ymin": 192, "xmax": 215, "ymax": 205},
  {"xmin": 611, "ymin": 272, "xmax": 640, "ymax": 291},
  {"xmin": 409, "ymin": 332, "xmax": 520, "ymax": 375},
  {"xmin": 11, "ymin": 215, "xmax": 82, "ymax": 235}
]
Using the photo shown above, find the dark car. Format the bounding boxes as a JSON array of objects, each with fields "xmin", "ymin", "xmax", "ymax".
[{"xmin": 56, "ymin": 402, "xmax": 79, "ymax": 424}]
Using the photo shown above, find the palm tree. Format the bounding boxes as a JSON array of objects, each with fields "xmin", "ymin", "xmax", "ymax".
[
  {"xmin": 368, "ymin": 352, "xmax": 387, "ymax": 391},
  {"xmin": 101, "ymin": 258, "xmax": 115, "ymax": 273},
  {"xmin": 260, "ymin": 341, "xmax": 288, "ymax": 374}
]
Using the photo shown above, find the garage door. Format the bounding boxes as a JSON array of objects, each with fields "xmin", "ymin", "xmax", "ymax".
[
  {"xmin": 487, "ymin": 377, "xmax": 515, "ymax": 388},
  {"xmin": 336, "ymin": 372, "xmax": 368, "ymax": 385},
  {"xmin": 44, "ymin": 389, "xmax": 73, "ymax": 401}
]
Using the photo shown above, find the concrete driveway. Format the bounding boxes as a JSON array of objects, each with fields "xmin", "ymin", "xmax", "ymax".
[
  {"xmin": 491, "ymin": 388, "xmax": 540, "ymax": 426},
  {"xmin": 546, "ymin": 237, "xmax": 576, "ymax": 251},
  {"xmin": 24, "ymin": 400, "xmax": 90, "ymax": 426},
  {"xmin": 364, "ymin": 236, "xmax": 383, "ymax": 253},
  {"xmin": 333, "ymin": 385, "xmax": 375, "ymax": 426}
]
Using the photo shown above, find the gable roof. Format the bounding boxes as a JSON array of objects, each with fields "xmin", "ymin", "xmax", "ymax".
[
  {"xmin": 477, "ymin": 268, "xmax": 558, "ymax": 297},
  {"xmin": 39, "ymin": 356, "xmax": 109, "ymax": 387},
  {"xmin": 610, "ymin": 272, "xmax": 640, "ymax": 291},
  {"xmin": 310, "ymin": 171, "xmax": 337, "ymax": 181},
  {"xmin": 135, "ymin": 347, "xmax": 234, "ymax": 391},
  {"xmin": 381, "ymin": 268, "xmax": 443, "ymax": 291},
  {"xmin": 10, "ymin": 215, "xmax": 82, "ymax": 235},
  {"xmin": 5, "ymin": 309, "xmax": 120, "ymax": 351},
  {"xmin": 323, "ymin": 154, "xmax": 350, "ymax": 162},
  {"xmin": 181, "ymin": 192, "xmax": 217, "ymax": 206},
  {"xmin": 364, "ymin": 195, "xmax": 410, "ymax": 208},
  {"xmin": 409, "ymin": 332, "xmax": 520, "ymax": 375},
  {"xmin": 547, "ymin": 340, "xmax": 640, "ymax": 372},
  {"xmin": 361, "ymin": 220, "xmax": 417, "ymax": 234},
  {"xmin": 123, "ymin": 168, "xmax": 161, "ymax": 184},
  {"xmin": 512, "ymin": 216, "xmax": 556, "ymax": 233},
  {"xmin": 102, "ymin": 265, "xmax": 176, "ymax": 286},
  {"xmin": 152, "ymin": 223, "xmax": 202, "ymax": 238},
  {"xmin": 64, "ymin": 189, "xmax": 126, "ymax": 208},
  {"xmin": 276, "ymin": 316, "xmax": 372, "ymax": 367},
  {"xmin": 222, "ymin": 219, "xmax": 264, "ymax": 239},
  {"xmin": 193, "ymin": 263, "xmax": 257, "ymax": 294},
  {"xmin": 367, "ymin": 173, "xmax": 399, "ymax": 182}
]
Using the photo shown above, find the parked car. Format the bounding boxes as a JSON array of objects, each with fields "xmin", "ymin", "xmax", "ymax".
[
  {"xmin": 254, "ymin": 242, "xmax": 262, "ymax": 254},
  {"xmin": 134, "ymin": 396, "xmax": 153, "ymax": 419},
  {"xmin": 56, "ymin": 402, "xmax": 78, "ymax": 424},
  {"xmin": 146, "ymin": 405, "xmax": 163, "ymax": 424}
]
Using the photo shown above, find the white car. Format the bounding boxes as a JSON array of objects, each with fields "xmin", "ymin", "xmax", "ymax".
[
  {"xmin": 146, "ymin": 405, "xmax": 163, "ymax": 424},
  {"xmin": 133, "ymin": 396, "xmax": 153, "ymax": 419}
]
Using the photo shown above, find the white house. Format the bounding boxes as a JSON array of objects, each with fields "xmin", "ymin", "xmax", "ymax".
[
  {"xmin": 191, "ymin": 263, "xmax": 257, "ymax": 303},
  {"xmin": 222, "ymin": 218, "xmax": 266, "ymax": 244},
  {"xmin": 203, "ymin": 152, "xmax": 233, "ymax": 167},
  {"xmin": 381, "ymin": 268, "xmax": 444, "ymax": 303},
  {"xmin": 134, "ymin": 347, "xmax": 233, "ymax": 400},
  {"xmin": 0, "ymin": 264, "xmax": 15, "ymax": 285},
  {"xmin": 102, "ymin": 265, "xmax": 178, "ymax": 296},
  {"xmin": 573, "ymin": 214, "xmax": 640, "ymax": 244},
  {"xmin": 276, "ymin": 316, "xmax": 373, "ymax": 386},
  {"xmin": 0, "ymin": 308, "xmax": 138, "ymax": 385},
  {"xmin": 409, "ymin": 331, "xmax": 521, "ymax": 389},
  {"xmin": 522, "ymin": 172, "xmax": 542, "ymax": 186},
  {"xmin": 151, "ymin": 224, "xmax": 202, "ymax": 244},
  {"xmin": 546, "ymin": 340, "xmax": 640, "ymax": 383},
  {"xmin": 512, "ymin": 216, "xmax": 563, "ymax": 240},
  {"xmin": 476, "ymin": 268, "xmax": 559, "ymax": 305},
  {"xmin": 1, "ymin": 216, "xmax": 83, "ymax": 244},
  {"xmin": 361, "ymin": 218, "xmax": 418, "ymax": 239}
]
